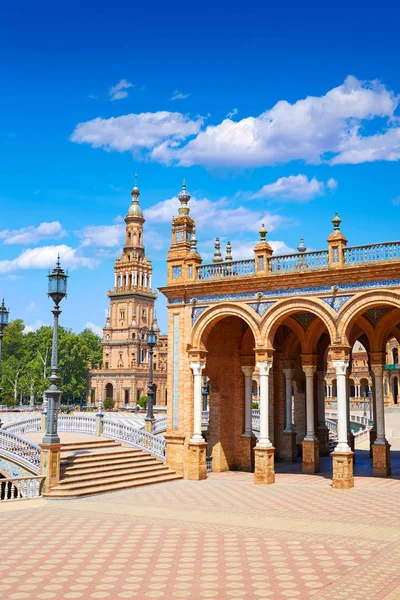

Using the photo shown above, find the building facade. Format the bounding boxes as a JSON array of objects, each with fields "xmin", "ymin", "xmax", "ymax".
[
  {"xmin": 88, "ymin": 180, "xmax": 167, "ymax": 408},
  {"xmin": 160, "ymin": 181, "xmax": 400, "ymax": 489}
]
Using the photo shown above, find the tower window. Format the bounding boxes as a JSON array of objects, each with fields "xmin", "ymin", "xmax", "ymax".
[{"xmin": 120, "ymin": 311, "xmax": 125, "ymax": 320}]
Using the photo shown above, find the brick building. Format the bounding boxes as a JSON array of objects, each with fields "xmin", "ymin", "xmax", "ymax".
[
  {"xmin": 88, "ymin": 179, "xmax": 167, "ymax": 408},
  {"xmin": 160, "ymin": 181, "xmax": 400, "ymax": 489}
]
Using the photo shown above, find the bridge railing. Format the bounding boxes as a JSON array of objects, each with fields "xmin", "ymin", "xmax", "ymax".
[
  {"xmin": 268, "ymin": 250, "xmax": 329, "ymax": 272},
  {"xmin": 197, "ymin": 259, "xmax": 255, "ymax": 280},
  {"xmin": 153, "ymin": 417, "xmax": 167, "ymax": 434},
  {"xmin": 0, "ymin": 430, "xmax": 41, "ymax": 470},
  {"xmin": 3, "ymin": 416, "xmax": 41, "ymax": 434},
  {"xmin": 102, "ymin": 419, "xmax": 166, "ymax": 459},
  {"xmin": 344, "ymin": 241, "xmax": 400, "ymax": 265},
  {"xmin": 0, "ymin": 476, "xmax": 44, "ymax": 502}
]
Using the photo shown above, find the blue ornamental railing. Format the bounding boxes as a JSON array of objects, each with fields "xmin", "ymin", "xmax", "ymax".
[
  {"xmin": 344, "ymin": 242, "xmax": 400, "ymax": 265},
  {"xmin": 268, "ymin": 250, "xmax": 329, "ymax": 272},
  {"xmin": 197, "ymin": 259, "xmax": 256, "ymax": 280}
]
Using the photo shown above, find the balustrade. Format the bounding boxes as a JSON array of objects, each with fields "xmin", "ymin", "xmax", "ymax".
[
  {"xmin": 153, "ymin": 417, "xmax": 167, "ymax": 434},
  {"xmin": 0, "ymin": 430, "xmax": 41, "ymax": 469},
  {"xmin": 268, "ymin": 250, "xmax": 329, "ymax": 273},
  {"xmin": 102, "ymin": 419, "xmax": 166, "ymax": 459},
  {"xmin": 0, "ymin": 476, "xmax": 44, "ymax": 501},
  {"xmin": 3, "ymin": 416, "xmax": 41, "ymax": 434},
  {"xmin": 344, "ymin": 241, "xmax": 400, "ymax": 265},
  {"xmin": 58, "ymin": 414, "xmax": 96, "ymax": 434},
  {"xmin": 197, "ymin": 259, "xmax": 255, "ymax": 280}
]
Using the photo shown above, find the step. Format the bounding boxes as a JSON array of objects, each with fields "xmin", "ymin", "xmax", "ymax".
[
  {"xmin": 44, "ymin": 473, "xmax": 182, "ymax": 498},
  {"xmin": 60, "ymin": 441, "xmax": 121, "ymax": 451},
  {"xmin": 61, "ymin": 457, "xmax": 160, "ymax": 476},
  {"xmin": 55, "ymin": 466, "xmax": 172, "ymax": 490},
  {"xmin": 61, "ymin": 448, "xmax": 145, "ymax": 464},
  {"xmin": 58, "ymin": 464, "xmax": 170, "ymax": 485}
]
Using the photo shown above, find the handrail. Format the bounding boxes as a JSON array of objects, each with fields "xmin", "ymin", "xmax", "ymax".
[
  {"xmin": 0, "ymin": 476, "xmax": 44, "ymax": 501},
  {"xmin": 0, "ymin": 430, "xmax": 41, "ymax": 470},
  {"xmin": 268, "ymin": 250, "xmax": 329, "ymax": 272},
  {"xmin": 102, "ymin": 419, "xmax": 166, "ymax": 459},
  {"xmin": 153, "ymin": 417, "xmax": 167, "ymax": 434},
  {"xmin": 197, "ymin": 259, "xmax": 255, "ymax": 280},
  {"xmin": 344, "ymin": 241, "xmax": 400, "ymax": 265},
  {"xmin": 3, "ymin": 416, "xmax": 41, "ymax": 434}
]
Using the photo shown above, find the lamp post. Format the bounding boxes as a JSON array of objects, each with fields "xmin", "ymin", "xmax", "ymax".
[
  {"xmin": 42, "ymin": 257, "xmax": 68, "ymax": 445},
  {"xmin": 0, "ymin": 299, "xmax": 10, "ymax": 405},
  {"xmin": 201, "ymin": 376, "xmax": 209, "ymax": 412},
  {"xmin": 145, "ymin": 328, "xmax": 157, "ymax": 432}
]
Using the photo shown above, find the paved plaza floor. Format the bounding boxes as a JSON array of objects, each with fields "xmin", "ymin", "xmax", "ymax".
[{"xmin": 2, "ymin": 451, "xmax": 400, "ymax": 600}]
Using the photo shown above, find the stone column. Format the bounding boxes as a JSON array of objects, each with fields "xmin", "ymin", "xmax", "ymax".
[
  {"xmin": 346, "ymin": 367, "xmax": 355, "ymax": 453},
  {"xmin": 254, "ymin": 361, "xmax": 275, "ymax": 484},
  {"xmin": 316, "ymin": 370, "xmax": 330, "ymax": 457},
  {"xmin": 40, "ymin": 443, "xmax": 61, "ymax": 496},
  {"xmin": 241, "ymin": 366, "xmax": 253, "ymax": 436},
  {"xmin": 190, "ymin": 362, "xmax": 205, "ymax": 443},
  {"xmin": 239, "ymin": 366, "xmax": 256, "ymax": 471},
  {"xmin": 302, "ymin": 365, "xmax": 320, "ymax": 473},
  {"xmin": 371, "ymin": 365, "xmax": 391, "ymax": 476},
  {"xmin": 332, "ymin": 359, "xmax": 354, "ymax": 489},
  {"xmin": 282, "ymin": 368, "xmax": 297, "ymax": 462},
  {"xmin": 187, "ymin": 362, "xmax": 207, "ymax": 480}
]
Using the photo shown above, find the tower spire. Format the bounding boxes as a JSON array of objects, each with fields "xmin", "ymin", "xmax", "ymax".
[{"xmin": 178, "ymin": 179, "xmax": 191, "ymax": 216}]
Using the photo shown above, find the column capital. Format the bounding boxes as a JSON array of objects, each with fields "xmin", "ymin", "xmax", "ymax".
[
  {"xmin": 370, "ymin": 364, "xmax": 385, "ymax": 377},
  {"xmin": 329, "ymin": 344, "xmax": 351, "ymax": 362},
  {"xmin": 282, "ymin": 368, "xmax": 295, "ymax": 380},
  {"xmin": 332, "ymin": 359, "xmax": 349, "ymax": 375},
  {"xmin": 190, "ymin": 362, "xmax": 205, "ymax": 376},
  {"xmin": 302, "ymin": 365, "xmax": 317, "ymax": 377},
  {"xmin": 257, "ymin": 361, "xmax": 273, "ymax": 376},
  {"xmin": 241, "ymin": 365, "xmax": 254, "ymax": 377}
]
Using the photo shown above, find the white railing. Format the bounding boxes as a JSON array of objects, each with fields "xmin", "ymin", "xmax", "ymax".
[
  {"xmin": 58, "ymin": 414, "xmax": 96, "ymax": 434},
  {"xmin": 269, "ymin": 250, "xmax": 329, "ymax": 272},
  {"xmin": 102, "ymin": 419, "xmax": 166, "ymax": 459},
  {"xmin": 344, "ymin": 241, "xmax": 400, "ymax": 265},
  {"xmin": 197, "ymin": 259, "xmax": 255, "ymax": 280},
  {"xmin": 3, "ymin": 416, "xmax": 41, "ymax": 434},
  {"xmin": 0, "ymin": 430, "xmax": 41, "ymax": 470},
  {"xmin": 0, "ymin": 476, "xmax": 44, "ymax": 501},
  {"xmin": 252, "ymin": 413, "xmax": 260, "ymax": 431},
  {"xmin": 153, "ymin": 417, "xmax": 167, "ymax": 434},
  {"xmin": 0, "ymin": 406, "xmax": 42, "ymax": 412},
  {"xmin": 326, "ymin": 419, "xmax": 338, "ymax": 435}
]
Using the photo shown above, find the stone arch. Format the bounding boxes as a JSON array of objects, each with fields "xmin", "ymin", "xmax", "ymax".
[
  {"xmin": 105, "ymin": 382, "xmax": 114, "ymax": 399},
  {"xmin": 338, "ymin": 290, "xmax": 400, "ymax": 345},
  {"xmin": 260, "ymin": 297, "xmax": 336, "ymax": 349},
  {"xmin": 190, "ymin": 303, "xmax": 262, "ymax": 352}
]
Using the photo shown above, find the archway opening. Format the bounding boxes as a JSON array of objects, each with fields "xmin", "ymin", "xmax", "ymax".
[{"xmin": 105, "ymin": 383, "xmax": 113, "ymax": 400}]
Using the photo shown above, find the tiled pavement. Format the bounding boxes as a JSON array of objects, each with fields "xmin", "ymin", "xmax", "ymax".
[{"xmin": 2, "ymin": 452, "xmax": 400, "ymax": 600}]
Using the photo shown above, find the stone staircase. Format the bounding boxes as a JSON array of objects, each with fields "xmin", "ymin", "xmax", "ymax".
[{"xmin": 44, "ymin": 439, "xmax": 181, "ymax": 498}]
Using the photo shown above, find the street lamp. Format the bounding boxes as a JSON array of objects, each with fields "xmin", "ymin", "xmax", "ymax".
[
  {"xmin": 42, "ymin": 257, "xmax": 68, "ymax": 445},
  {"xmin": 145, "ymin": 328, "xmax": 157, "ymax": 431},
  {"xmin": 202, "ymin": 376, "xmax": 209, "ymax": 412},
  {"xmin": 0, "ymin": 298, "xmax": 10, "ymax": 405}
]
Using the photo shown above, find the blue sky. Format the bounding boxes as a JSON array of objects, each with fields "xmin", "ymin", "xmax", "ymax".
[{"xmin": 1, "ymin": 0, "xmax": 400, "ymax": 335}]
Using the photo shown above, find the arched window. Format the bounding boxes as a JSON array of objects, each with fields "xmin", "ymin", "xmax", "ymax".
[
  {"xmin": 132, "ymin": 333, "xmax": 136, "ymax": 339},
  {"xmin": 105, "ymin": 334, "xmax": 110, "ymax": 341}
]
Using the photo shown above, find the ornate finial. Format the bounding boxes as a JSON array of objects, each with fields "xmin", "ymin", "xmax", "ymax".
[
  {"xmin": 213, "ymin": 238, "xmax": 222, "ymax": 263},
  {"xmin": 134, "ymin": 172, "xmax": 138, "ymax": 187},
  {"xmin": 297, "ymin": 235, "xmax": 307, "ymax": 253},
  {"xmin": 225, "ymin": 241, "xmax": 232, "ymax": 261},
  {"xmin": 178, "ymin": 179, "xmax": 191, "ymax": 215},
  {"xmin": 332, "ymin": 211, "xmax": 341, "ymax": 231},
  {"xmin": 131, "ymin": 173, "xmax": 140, "ymax": 199},
  {"xmin": 259, "ymin": 223, "xmax": 267, "ymax": 242}
]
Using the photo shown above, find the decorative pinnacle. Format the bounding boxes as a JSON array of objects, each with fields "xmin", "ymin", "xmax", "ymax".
[
  {"xmin": 297, "ymin": 235, "xmax": 307, "ymax": 253},
  {"xmin": 213, "ymin": 238, "xmax": 223, "ymax": 263},
  {"xmin": 190, "ymin": 227, "xmax": 198, "ymax": 252},
  {"xmin": 259, "ymin": 223, "xmax": 267, "ymax": 242},
  {"xmin": 225, "ymin": 241, "xmax": 232, "ymax": 261},
  {"xmin": 332, "ymin": 211, "xmax": 341, "ymax": 231},
  {"xmin": 131, "ymin": 173, "xmax": 140, "ymax": 198},
  {"xmin": 178, "ymin": 178, "xmax": 191, "ymax": 215}
]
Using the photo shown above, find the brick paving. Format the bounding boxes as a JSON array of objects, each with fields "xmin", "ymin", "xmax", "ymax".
[{"xmin": 2, "ymin": 451, "xmax": 400, "ymax": 599}]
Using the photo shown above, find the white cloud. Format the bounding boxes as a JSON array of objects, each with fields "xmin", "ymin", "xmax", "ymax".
[
  {"xmin": 0, "ymin": 245, "xmax": 98, "ymax": 274},
  {"xmin": 330, "ymin": 127, "xmax": 400, "ymax": 164},
  {"xmin": 171, "ymin": 90, "xmax": 190, "ymax": 101},
  {"xmin": 88, "ymin": 94, "xmax": 98, "ymax": 100},
  {"xmin": 252, "ymin": 175, "xmax": 338, "ymax": 202},
  {"xmin": 24, "ymin": 320, "xmax": 48, "ymax": 333},
  {"xmin": 392, "ymin": 196, "xmax": 400, "ymax": 206},
  {"xmin": 144, "ymin": 195, "xmax": 286, "ymax": 234},
  {"xmin": 173, "ymin": 76, "xmax": 400, "ymax": 167},
  {"xmin": 85, "ymin": 322, "xmax": 103, "ymax": 337},
  {"xmin": 71, "ymin": 111, "xmax": 203, "ymax": 155},
  {"xmin": 109, "ymin": 79, "xmax": 133, "ymax": 101},
  {"xmin": 226, "ymin": 108, "xmax": 238, "ymax": 118},
  {"xmin": 0, "ymin": 221, "xmax": 67, "ymax": 245},
  {"xmin": 78, "ymin": 224, "xmax": 125, "ymax": 248}
]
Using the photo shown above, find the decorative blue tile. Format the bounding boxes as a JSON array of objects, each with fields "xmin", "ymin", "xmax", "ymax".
[
  {"xmin": 169, "ymin": 297, "xmax": 183, "ymax": 305},
  {"xmin": 364, "ymin": 307, "xmax": 391, "ymax": 325},
  {"xmin": 172, "ymin": 265, "xmax": 182, "ymax": 279},
  {"xmin": 175, "ymin": 231, "xmax": 184, "ymax": 242},
  {"xmin": 258, "ymin": 256, "xmax": 265, "ymax": 270},
  {"xmin": 247, "ymin": 301, "xmax": 274, "ymax": 317},
  {"xmin": 321, "ymin": 295, "xmax": 353, "ymax": 312},
  {"xmin": 185, "ymin": 278, "xmax": 400, "ymax": 304},
  {"xmin": 293, "ymin": 312, "xmax": 316, "ymax": 328},
  {"xmin": 172, "ymin": 314, "xmax": 180, "ymax": 429},
  {"xmin": 192, "ymin": 306, "xmax": 208, "ymax": 325}
]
